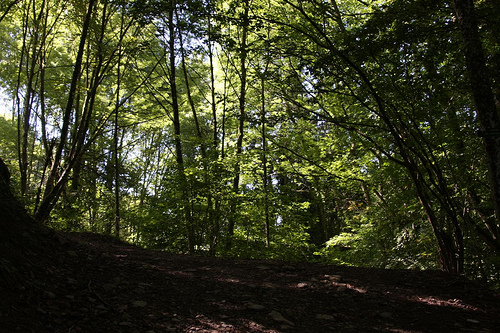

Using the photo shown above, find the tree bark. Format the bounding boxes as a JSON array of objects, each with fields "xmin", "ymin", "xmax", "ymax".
[
  {"xmin": 227, "ymin": 0, "xmax": 249, "ymax": 250},
  {"xmin": 453, "ymin": 0, "xmax": 500, "ymax": 242},
  {"xmin": 260, "ymin": 70, "xmax": 271, "ymax": 247},
  {"xmin": 168, "ymin": 0, "xmax": 195, "ymax": 254},
  {"xmin": 113, "ymin": 10, "xmax": 123, "ymax": 238}
]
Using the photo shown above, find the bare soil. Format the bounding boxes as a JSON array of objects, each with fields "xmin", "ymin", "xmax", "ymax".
[{"xmin": 1, "ymin": 231, "xmax": 499, "ymax": 333}]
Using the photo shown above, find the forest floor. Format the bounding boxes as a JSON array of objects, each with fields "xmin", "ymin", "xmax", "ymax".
[{"xmin": 1, "ymin": 231, "xmax": 499, "ymax": 333}]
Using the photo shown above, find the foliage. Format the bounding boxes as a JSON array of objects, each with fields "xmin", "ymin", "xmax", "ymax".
[
  {"xmin": 0, "ymin": 0, "xmax": 499, "ymax": 287},
  {"xmin": 0, "ymin": 115, "xmax": 16, "ymax": 164}
]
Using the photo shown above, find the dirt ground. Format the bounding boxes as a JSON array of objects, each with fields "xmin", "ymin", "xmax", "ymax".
[{"xmin": 1, "ymin": 231, "xmax": 499, "ymax": 333}]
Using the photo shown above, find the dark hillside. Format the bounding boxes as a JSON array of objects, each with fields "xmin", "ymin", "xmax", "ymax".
[{"xmin": 0, "ymin": 157, "xmax": 55, "ymax": 290}]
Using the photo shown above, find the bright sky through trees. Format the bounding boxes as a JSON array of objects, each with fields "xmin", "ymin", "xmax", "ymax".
[{"xmin": 0, "ymin": 90, "xmax": 9, "ymax": 117}]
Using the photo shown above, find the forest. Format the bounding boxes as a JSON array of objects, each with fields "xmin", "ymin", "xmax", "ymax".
[{"xmin": 0, "ymin": 0, "xmax": 499, "ymax": 288}]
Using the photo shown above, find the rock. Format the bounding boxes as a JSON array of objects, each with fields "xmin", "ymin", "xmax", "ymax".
[
  {"xmin": 380, "ymin": 312, "xmax": 393, "ymax": 319},
  {"xmin": 44, "ymin": 291, "xmax": 56, "ymax": 299},
  {"xmin": 133, "ymin": 287, "xmax": 146, "ymax": 294},
  {"xmin": 257, "ymin": 265, "xmax": 272, "ymax": 270},
  {"xmin": 297, "ymin": 282, "xmax": 308, "ymax": 288},
  {"xmin": 119, "ymin": 321, "xmax": 132, "ymax": 326},
  {"xmin": 103, "ymin": 283, "xmax": 117, "ymax": 291},
  {"xmin": 316, "ymin": 314, "xmax": 335, "ymax": 320},
  {"xmin": 247, "ymin": 302, "xmax": 266, "ymax": 311},
  {"xmin": 132, "ymin": 300, "xmax": 148, "ymax": 308},
  {"xmin": 268, "ymin": 310, "xmax": 294, "ymax": 326},
  {"xmin": 337, "ymin": 286, "xmax": 347, "ymax": 292},
  {"xmin": 325, "ymin": 274, "xmax": 343, "ymax": 282},
  {"xmin": 466, "ymin": 319, "xmax": 480, "ymax": 324}
]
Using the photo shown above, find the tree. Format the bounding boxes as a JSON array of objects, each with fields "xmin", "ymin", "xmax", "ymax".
[
  {"xmin": 453, "ymin": 0, "xmax": 500, "ymax": 250},
  {"xmin": 225, "ymin": 0, "xmax": 250, "ymax": 250},
  {"xmin": 261, "ymin": 0, "xmax": 486, "ymax": 273},
  {"xmin": 34, "ymin": 0, "xmax": 96, "ymax": 223},
  {"xmin": 168, "ymin": 0, "xmax": 196, "ymax": 253}
]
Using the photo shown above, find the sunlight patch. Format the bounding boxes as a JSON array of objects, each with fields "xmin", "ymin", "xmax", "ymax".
[{"xmin": 409, "ymin": 295, "xmax": 482, "ymax": 312}]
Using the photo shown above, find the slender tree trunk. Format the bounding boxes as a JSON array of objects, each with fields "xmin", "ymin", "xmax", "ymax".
[
  {"xmin": 208, "ymin": 16, "xmax": 218, "ymax": 152},
  {"xmin": 260, "ymin": 71, "xmax": 270, "ymax": 247},
  {"xmin": 178, "ymin": 10, "xmax": 208, "ymax": 250},
  {"xmin": 113, "ymin": 12, "xmax": 124, "ymax": 238},
  {"xmin": 177, "ymin": 16, "xmax": 203, "ymax": 142},
  {"xmin": 227, "ymin": 0, "xmax": 249, "ymax": 250},
  {"xmin": 18, "ymin": 0, "xmax": 46, "ymax": 196},
  {"xmin": 14, "ymin": 7, "xmax": 26, "ymax": 173},
  {"xmin": 206, "ymin": 14, "xmax": 223, "ymax": 255},
  {"xmin": 168, "ymin": 0, "xmax": 195, "ymax": 254},
  {"xmin": 318, "ymin": 195, "xmax": 328, "ymax": 242}
]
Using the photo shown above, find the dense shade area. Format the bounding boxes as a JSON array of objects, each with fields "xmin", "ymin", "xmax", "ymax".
[{"xmin": 1, "ymin": 231, "xmax": 498, "ymax": 333}]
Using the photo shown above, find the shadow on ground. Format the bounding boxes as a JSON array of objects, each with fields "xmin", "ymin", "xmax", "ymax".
[{"xmin": 1, "ymin": 232, "xmax": 499, "ymax": 333}]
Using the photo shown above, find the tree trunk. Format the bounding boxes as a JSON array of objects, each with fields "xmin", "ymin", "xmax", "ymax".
[
  {"xmin": 227, "ymin": 0, "xmax": 249, "ymax": 250},
  {"xmin": 113, "ymin": 124, "xmax": 121, "ymax": 238},
  {"xmin": 168, "ymin": 0, "xmax": 195, "ymax": 254},
  {"xmin": 207, "ymin": 14, "xmax": 222, "ymax": 256},
  {"xmin": 260, "ymin": 71, "xmax": 271, "ymax": 247},
  {"xmin": 113, "ymin": 13, "xmax": 123, "ymax": 238},
  {"xmin": 34, "ymin": 0, "xmax": 96, "ymax": 223},
  {"xmin": 453, "ymin": 0, "xmax": 500, "ymax": 242},
  {"xmin": 18, "ymin": 0, "xmax": 47, "ymax": 196}
]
